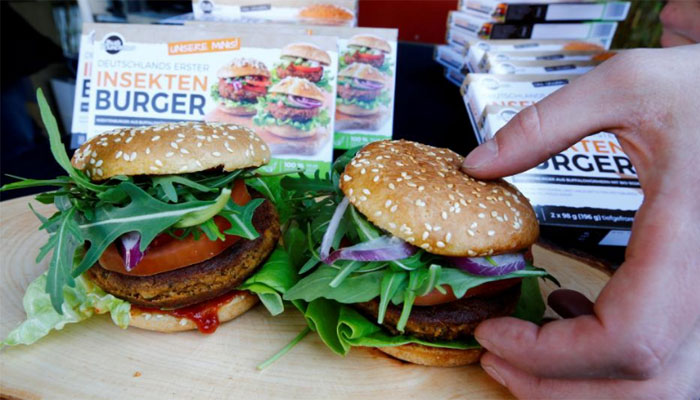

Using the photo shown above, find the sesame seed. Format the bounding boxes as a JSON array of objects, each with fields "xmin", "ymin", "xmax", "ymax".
[
  {"xmin": 123, "ymin": 153, "xmax": 130, "ymax": 162},
  {"xmin": 390, "ymin": 205, "xmax": 398, "ymax": 213},
  {"xmin": 436, "ymin": 241, "xmax": 445, "ymax": 248},
  {"xmin": 89, "ymin": 158, "xmax": 95, "ymax": 165},
  {"xmin": 478, "ymin": 213, "xmax": 486, "ymax": 219},
  {"xmin": 212, "ymin": 152, "xmax": 221, "ymax": 157},
  {"xmin": 96, "ymin": 168, "xmax": 103, "ymax": 176},
  {"xmin": 415, "ymin": 199, "xmax": 426, "ymax": 207},
  {"xmin": 348, "ymin": 188, "xmax": 354, "ymax": 195},
  {"xmin": 373, "ymin": 176, "xmax": 380, "ymax": 183},
  {"xmin": 359, "ymin": 195, "xmax": 368, "ymax": 202},
  {"xmin": 389, "ymin": 223, "xmax": 397, "ymax": 229},
  {"xmin": 150, "ymin": 166, "xmax": 158, "ymax": 171},
  {"xmin": 130, "ymin": 152, "xmax": 137, "ymax": 160},
  {"xmin": 446, "ymin": 232, "xmax": 452, "ymax": 242},
  {"xmin": 170, "ymin": 142, "xmax": 178, "ymax": 149},
  {"xmin": 478, "ymin": 203, "xmax": 487, "ymax": 209},
  {"xmin": 95, "ymin": 159, "xmax": 103, "ymax": 167},
  {"xmin": 491, "ymin": 211, "xmax": 498, "ymax": 217},
  {"xmin": 362, "ymin": 189, "xmax": 371, "ymax": 195},
  {"xmin": 374, "ymin": 211, "xmax": 382, "ymax": 217},
  {"xmin": 418, "ymin": 186, "xmax": 425, "ymax": 192},
  {"xmin": 115, "ymin": 151, "xmax": 123, "ymax": 159},
  {"xmin": 421, "ymin": 244, "xmax": 431, "ymax": 250},
  {"xmin": 166, "ymin": 152, "xmax": 174, "ymax": 158},
  {"xmin": 422, "ymin": 231, "xmax": 429, "ymax": 240},
  {"xmin": 468, "ymin": 250, "xmax": 477, "ymax": 256},
  {"xmin": 145, "ymin": 147, "xmax": 151, "ymax": 155},
  {"xmin": 361, "ymin": 168, "xmax": 366, "ymax": 174},
  {"xmin": 467, "ymin": 230, "xmax": 475, "ymax": 236},
  {"xmin": 385, "ymin": 200, "xmax": 392, "ymax": 208},
  {"xmin": 471, "ymin": 222, "xmax": 478, "ymax": 229},
  {"xmin": 488, "ymin": 230, "xmax": 495, "ymax": 236},
  {"xmin": 389, "ymin": 183, "xmax": 396, "ymax": 190},
  {"xmin": 179, "ymin": 165, "xmax": 188, "ymax": 172},
  {"xmin": 425, "ymin": 223, "xmax": 432, "ymax": 231},
  {"xmin": 197, "ymin": 142, "xmax": 203, "ymax": 148},
  {"xmin": 155, "ymin": 159, "xmax": 163, "ymax": 167},
  {"xmin": 433, "ymin": 226, "xmax": 441, "ymax": 231},
  {"xmin": 343, "ymin": 175, "xmax": 352, "ymax": 182},
  {"xmin": 179, "ymin": 319, "xmax": 188, "ymax": 326},
  {"xmin": 180, "ymin": 148, "xmax": 189, "ymax": 154},
  {"xmin": 441, "ymin": 212, "xmax": 448, "ymax": 220}
]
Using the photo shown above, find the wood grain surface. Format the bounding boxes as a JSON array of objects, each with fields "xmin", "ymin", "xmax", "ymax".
[{"xmin": 0, "ymin": 196, "xmax": 610, "ymax": 399}]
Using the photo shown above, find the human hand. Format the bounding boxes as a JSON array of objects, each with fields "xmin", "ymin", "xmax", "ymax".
[
  {"xmin": 660, "ymin": 0, "xmax": 700, "ymax": 47},
  {"xmin": 461, "ymin": 46, "xmax": 700, "ymax": 398}
]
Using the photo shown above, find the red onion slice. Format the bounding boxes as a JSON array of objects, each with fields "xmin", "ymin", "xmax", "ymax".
[
  {"xmin": 117, "ymin": 231, "xmax": 144, "ymax": 272},
  {"xmin": 287, "ymin": 95, "xmax": 322, "ymax": 109},
  {"xmin": 353, "ymin": 78, "xmax": 383, "ymax": 90},
  {"xmin": 319, "ymin": 197, "xmax": 349, "ymax": 261},
  {"xmin": 448, "ymin": 253, "xmax": 526, "ymax": 276},
  {"xmin": 325, "ymin": 236, "xmax": 416, "ymax": 264}
]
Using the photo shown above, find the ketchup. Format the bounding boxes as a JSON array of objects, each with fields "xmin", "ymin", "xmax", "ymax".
[{"xmin": 135, "ymin": 291, "xmax": 244, "ymax": 334}]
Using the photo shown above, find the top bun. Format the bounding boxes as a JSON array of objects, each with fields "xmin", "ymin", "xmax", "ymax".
[
  {"xmin": 217, "ymin": 58, "xmax": 269, "ymax": 78},
  {"xmin": 298, "ymin": 4, "xmax": 354, "ymax": 21},
  {"xmin": 339, "ymin": 140, "xmax": 538, "ymax": 256},
  {"xmin": 282, "ymin": 43, "xmax": 331, "ymax": 66},
  {"xmin": 338, "ymin": 63, "xmax": 386, "ymax": 84},
  {"xmin": 348, "ymin": 34, "xmax": 391, "ymax": 54},
  {"xmin": 72, "ymin": 122, "xmax": 271, "ymax": 181},
  {"xmin": 269, "ymin": 76, "xmax": 325, "ymax": 102}
]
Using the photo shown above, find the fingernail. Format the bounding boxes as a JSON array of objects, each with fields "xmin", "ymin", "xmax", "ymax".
[
  {"xmin": 483, "ymin": 365, "xmax": 506, "ymax": 387},
  {"xmin": 463, "ymin": 139, "xmax": 499, "ymax": 170},
  {"xmin": 475, "ymin": 334, "xmax": 502, "ymax": 358}
]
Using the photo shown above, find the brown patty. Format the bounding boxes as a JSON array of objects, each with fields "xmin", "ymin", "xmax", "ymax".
[
  {"xmin": 354, "ymin": 282, "xmax": 521, "ymax": 341},
  {"xmin": 86, "ymin": 195, "xmax": 280, "ymax": 309},
  {"xmin": 266, "ymin": 101, "xmax": 320, "ymax": 122}
]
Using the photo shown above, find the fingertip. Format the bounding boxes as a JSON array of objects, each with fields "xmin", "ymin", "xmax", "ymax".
[
  {"xmin": 461, "ymin": 138, "xmax": 499, "ymax": 174},
  {"xmin": 480, "ymin": 353, "xmax": 508, "ymax": 388}
]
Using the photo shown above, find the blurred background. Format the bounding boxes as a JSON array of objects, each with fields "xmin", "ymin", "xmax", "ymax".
[{"xmin": 0, "ymin": 0, "xmax": 664, "ymax": 200}]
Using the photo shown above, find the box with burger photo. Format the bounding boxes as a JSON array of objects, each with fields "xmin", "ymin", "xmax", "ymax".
[
  {"xmin": 478, "ymin": 105, "xmax": 641, "ymax": 246},
  {"xmin": 458, "ymin": 0, "xmax": 630, "ymax": 23},
  {"xmin": 192, "ymin": 0, "xmax": 357, "ymax": 27},
  {"xmin": 84, "ymin": 23, "xmax": 338, "ymax": 174}
]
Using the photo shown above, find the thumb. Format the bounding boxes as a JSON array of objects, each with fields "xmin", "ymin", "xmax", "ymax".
[{"xmin": 461, "ymin": 61, "xmax": 627, "ymax": 180}]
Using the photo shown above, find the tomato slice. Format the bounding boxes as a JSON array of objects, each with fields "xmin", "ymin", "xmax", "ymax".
[
  {"xmin": 244, "ymin": 77, "xmax": 271, "ymax": 87},
  {"xmin": 98, "ymin": 180, "xmax": 252, "ymax": 277},
  {"xmin": 413, "ymin": 278, "xmax": 522, "ymax": 306},
  {"xmin": 357, "ymin": 52, "xmax": 383, "ymax": 61},
  {"xmin": 291, "ymin": 64, "xmax": 323, "ymax": 73}
]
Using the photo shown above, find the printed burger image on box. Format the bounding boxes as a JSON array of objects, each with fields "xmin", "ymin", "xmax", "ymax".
[
  {"xmin": 192, "ymin": 0, "xmax": 358, "ymax": 27},
  {"xmin": 83, "ymin": 23, "xmax": 338, "ymax": 173},
  {"xmin": 186, "ymin": 21, "xmax": 399, "ymax": 149}
]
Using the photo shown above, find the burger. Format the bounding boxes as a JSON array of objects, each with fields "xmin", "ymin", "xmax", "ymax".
[
  {"xmin": 336, "ymin": 63, "xmax": 390, "ymax": 117},
  {"xmin": 341, "ymin": 34, "xmax": 392, "ymax": 72},
  {"xmin": 274, "ymin": 43, "xmax": 332, "ymax": 90},
  {"xmin": 281, "ymin": 140, "xmax": 549, "ymax": 366},
  {"xmin": 212, "ymin": 58, "xmax": 271, "ymax": 117},
  {"xmin": 254, "ymin": 76, "xmax": 330, "ymax": 139},
  {"xmin": 1, "ymin": 95, "xmax": 286, "ymax": 347},
  {"xmin": 297, "ymin": 3, "xmax": 355, "ymax": 26}
]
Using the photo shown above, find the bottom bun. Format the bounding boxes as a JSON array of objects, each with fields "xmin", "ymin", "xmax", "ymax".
[
  {"xmin": 264, "ymin": 124, "xmax": 318, "ymax": 139},
  {"xmin": 337, "ymin": 103, "xmax": 380, "ymax": 117},
  {"xmin": 218, "ymin": 104, "xmax": 256, "ymax": 117},
  {"xmin": 128, "ymin": 290, "xmax": 259, "ymax": 333},
  {"xmin": 378, "ymin": 343, "xmax": 484, "ymax": 367}
]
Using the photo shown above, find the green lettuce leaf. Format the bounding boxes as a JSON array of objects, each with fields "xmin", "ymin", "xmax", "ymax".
[
  {"xmin": 240, "ymin": 247, "xmax": 299, "ymax": 316},
  {"xmin": 1, "ymin": 273, "xmax": 130, "ymax": 348},
  {"xmin": 336, "ymin": 89, "xmax": 391, "ymax": 110}
]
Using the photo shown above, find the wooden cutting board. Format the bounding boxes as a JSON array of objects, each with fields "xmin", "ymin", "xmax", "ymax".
[{"xmin": 0, "ymin": 196, "xmax": 611, "ymax": 400}]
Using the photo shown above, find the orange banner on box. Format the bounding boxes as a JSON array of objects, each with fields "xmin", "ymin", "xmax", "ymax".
[{"xmin": 168, "ymin": 38, "xmax": 240, "ymax": 55}]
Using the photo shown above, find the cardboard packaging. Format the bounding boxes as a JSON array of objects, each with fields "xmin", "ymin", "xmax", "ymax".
[
  {"xmin": 192, "ymin": 0, "xmax": 358, "ymax": 27},
  {"xmin": 459, "ymin": 0, "xmax": 630, "ymax": 23}
]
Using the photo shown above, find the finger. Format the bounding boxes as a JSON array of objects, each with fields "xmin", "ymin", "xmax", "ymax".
[
  {"xmin": 661, "ymin": 29, "xmax": 695, "ymax": 48},
  {"xmin": 461, "ymin": 56, "xmax": 632, "ymax": 179},
  {"xmin": 660, "ymin": 1, "xmax": 700, "ymax": 44},
  {"xmin": 475, "ymin": 198, "xmax": 700, "ymax": 380},
  {"xmin": 480, "ymin": 323, "xmax": 700, "ymax": 399}
]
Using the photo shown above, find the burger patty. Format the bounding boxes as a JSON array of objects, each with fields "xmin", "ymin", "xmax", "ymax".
[
  {"xmin": 86, "ymin": 195, "xmax": 280, "ymax": 309},
  {"xmin": 276, "ymin": 65, "xmax": 323, "ymax": 83},
  {"xmin": 337, "ymin": 84, "xmax": 381, "ymax": 102},
  {"xmin": 354, "ymin": 282, "xmax": 521, "ymax": 341},
  {"xmin": 218, "ymin": 78, "xmax": 261, "ymax": 102},
  {"xmin": 266, "ymin": 101, "xmax": 319, "ymax": 122},
  {"xmin": 344, "ymin": 52, "xmax": 385, "ymax": 69}
]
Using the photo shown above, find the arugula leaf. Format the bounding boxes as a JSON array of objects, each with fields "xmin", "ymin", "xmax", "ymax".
[
  {"xmin": 377, "ymin": 270, "xmax": 407, "ymax": 323},
  {"xmin": 152, "ymin": 175, "xmax": 216, "ymax": 203},
  {"xmin": 219, "ymin": 198, "xmax": 264, "ymax": 239},
  {"xmin": 174, "ymin": 188, "xmax": 231, "ymax": 228},
  {"xmin": 284, "ymin": 266, "xmax": 383, "ymax": 304},
  {"xmin": 43, "ymin": 209, "xmax": 82, "ymax": 310}
]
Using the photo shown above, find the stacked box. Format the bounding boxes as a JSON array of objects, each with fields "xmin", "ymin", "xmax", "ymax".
[{"xmin": 433, "ymin": 1, "xmax": 640, "ymax": 246}]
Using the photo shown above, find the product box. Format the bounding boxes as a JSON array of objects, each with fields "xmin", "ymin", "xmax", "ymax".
[
  {"xmin": 83, "ymin": 22, "xmax": 339, "ymax": 173},
  {"xmin": 482, "ymin": 49, "xmax": 615, "ymax": 65},
  {"xmin": 186, "ymin": 21, "xmax": 399, "ymax": 149},
  {"xmin": 463, "ymin": 38, "xmax": 608, "ymax": 73},
  {"xmin": 70, "ymin": 31, "xmax": 93, "ymax": 148},
  {"xmin": 446, "ymin": 24, "xmax": 473, "ymax": 48},
  {"xmin": 484, "ymin": 58, "xmax": 600, "ymax": 74},
  {"xmin": 459, "ymin": 0, "xmax": 630, "ymax": 23},
  {"xmin": 192, "ymin": 0, "xmax": 357, "ymax": 27},
  {"xmin": 444, "ymin": 67, "xmax": 467, "ymax": 87},
  {"xmin": 479, "ymin": 104, "xmax": 641, "ymax": 245},
  {"xmin": 434, "ymin": 44, "xmax": 468, "ymax": 73},
  {"xmin": 448, "ymin": 10, "xmax": 618, "ymax": 45},
  {"xmin": 460, "ymin": 73, "xmax": 576, "ymax": 136}
]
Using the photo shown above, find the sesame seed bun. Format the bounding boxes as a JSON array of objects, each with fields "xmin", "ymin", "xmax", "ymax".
[
  {"xmin": 378, "ymin": 343, "xmax": 484, "ymax": 367},
  {"xmin": 128, "ymin": 291, "xmax": 259, "ymax": 333},
  {"xmin": 217, "ymin": 58, "xmax": 269, "ymax": 79},
  {"xmin": 336, "ymin": 103, "xmax": 381, "ymax": 117},
  {"xmin": 298, "ymin": 4, "xmax": 355, "ymax": 22},
  {"xmin": 282, "ymin": 43, "xmax": 331, "ymax": 66},
  {"xmin": 269, "ymin": 76, "xmax": 326, "ymax": 102},
  {"xmin": 338, "ymin": 63, "xmax": 386, "ymax": 84},
  {"xmin": 339, "ymin": 140, "xmax": 538, "ymax": 256},
  {"xmin": 71, "ymin": 122, "xmax": 271, "ymax": 181},
  {"xmin": 348, "ymin": 34, "xmax": 392, "ymax": 54}
]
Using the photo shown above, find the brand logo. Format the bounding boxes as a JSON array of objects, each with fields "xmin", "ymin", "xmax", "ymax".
[
  {"xmin": 103, "ymin": 33, "xmax": 124, "ymax": 55},
  {"xmin": 200, "ymin": 0, "xmax": 214, "ymax": 13}
]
